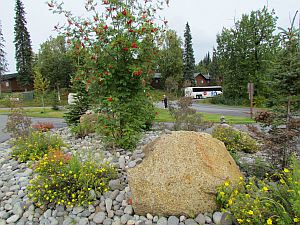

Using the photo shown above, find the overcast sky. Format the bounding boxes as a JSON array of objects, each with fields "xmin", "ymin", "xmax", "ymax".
[{"xmin": 0, "ymin": 0, "xmax": 299, "ymax": 73}]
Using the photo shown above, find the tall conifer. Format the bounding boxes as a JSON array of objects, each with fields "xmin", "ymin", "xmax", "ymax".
[
  {"xmin": 183, "ymin": 22, "xmax": 195, "ymax": 81},
  {"xmin": 14, "ymin": 0, "xmax": 33, "ymax": 88}
]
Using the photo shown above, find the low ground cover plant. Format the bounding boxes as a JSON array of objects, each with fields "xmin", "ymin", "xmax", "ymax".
[
  {"xmin": 27, "ymin": 149, "xmax": 117, "ymax": 207},
  {"xmin": 31, "ymin": 122, "xmax": 54, "ymax": 132},
  {"xmin": 11, "ymin": 131, "xmax": 66, "ymax": 162},
  {"xmin": 212, "ymin": 125, "xmax": 259, "ymax": 154},
  {"xmin": 216, "ymin": 157, "xmax": 300, "ymax": 225}
]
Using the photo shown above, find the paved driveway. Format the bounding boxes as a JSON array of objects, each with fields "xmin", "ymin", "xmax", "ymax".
[
  {"xmin": 156, "ymin": 101, "xmax": 257, "ymax": 118},
  {"xmin": 0, "ymin": 115, "xmax": 67, "ymax": 143}
]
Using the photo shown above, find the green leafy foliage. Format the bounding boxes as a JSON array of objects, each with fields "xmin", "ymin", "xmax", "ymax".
[
  {"xmin": 50, "ymin": 0, "xmax": 167, "ymax": 149},
  {"xmin": 158, "ymin": 30, "xmax": 184, "ymax": 86},
  {"xmin": 212, "ymin": 125, "xmax": 259, "ymax": 153},
  {"xmin": 169, "ymin": 97, "xmax": 212, "ymax": 131},
  {"xmin": 216, "ymin": 157, "xmax": 300, "ymax": 225},
  {"xmin": 33, "ymin": 70, "xmax": 49, "ymax": 110},
  {"xmin": 11, "ymin": 131, "xmax": 66, "ymax": 162},
  {"xmin": 4, "ymin": 106, "xmax": 31, "ymax": 138},
  {"xmin": 64, "ymin": 80, "xmax": 90, "ymax": 126},
  {"xmin": 27, "ymin": 149, "xmax": 117, "ymax": 207},
  {"xmin": 215, "ymin": 7, "xmax": 279, "ymax": 102},
  {"xmin": 35, "ymin": 35, "xmax": 75, "ymax": 89},
  {"xmin": 71, "ymin": 113, "xmax": 98, "ymax": 138}
]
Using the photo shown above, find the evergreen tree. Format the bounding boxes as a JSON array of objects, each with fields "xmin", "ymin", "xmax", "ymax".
[
  {"xmin": 183, "ymin": 22, "xmax": 195, "ymax": 82},
  {"xmin": 271, "ymin": 13, "xmax": 300, "ymax": 118},
  {"xmin": 14, "ymin": 0, "xmax": 33, "ymax": 88},
  {"xmin": 196, "ymin": 52, "xmax": 211, "ymax": 74},
  {"xmin": 0, "ymin": 20, "xmax": 8, "ymax": 89},
  {"xmin": 0, "ymin": 20, "xmax": 8, "ymax": 94}
]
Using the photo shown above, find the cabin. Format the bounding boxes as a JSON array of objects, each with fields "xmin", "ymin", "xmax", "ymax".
[
  {"xmin": 150, "ymin": 73, "xmax": 162, "ymax": 89},
  {"xmin": 0, "ymin": 73, "xmax": 33, "ymax": 92},
  {"xmin": 194, "ymin": 73, "xmax": 211, "ymax": 86}
]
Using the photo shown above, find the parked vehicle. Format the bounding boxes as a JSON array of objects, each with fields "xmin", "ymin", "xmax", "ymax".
[{"xmin": 184, "ymin": 86, "xmax": 222, "ymax": 99}]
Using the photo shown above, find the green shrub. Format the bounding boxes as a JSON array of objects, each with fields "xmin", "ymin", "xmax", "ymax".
[
  {"xmin": 11, "ymin": 131, "xmax": 66, "ymax": 162},
  {"xmin": 212, "ymin": 125, "xmax": 259, "ymax": 153},
  {"xmin": 27, "ymin": 149, "xmax": 117, "ymax": 207},
  {"xmin": 216, "ymin": 157, "xmax": 300, "ymax": 225},
  {"xmin": 210, "ymin": 95, "xmax": 247, "ymax": 106},
  {"xmin": 4, "ymin": 107, "xmax": 32, "ymax": 138},
  {"xmin": 169, "ymin": 97, "xmax": 212, "ymax": 131},
  {"xmin": 71, "ymin": 113, "xmax": 98, "ymax": 138},
  {"xmin": 95, "ymin": 94, "xmax": 155, "ymax": 150}
]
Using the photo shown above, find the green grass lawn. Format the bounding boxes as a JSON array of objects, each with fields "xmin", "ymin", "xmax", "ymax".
[
  {"xmin": 0, "ymin": 108, "xmax": 66, "ymax": 118},
  {"xmin": 154, "ymin": 108, "xmax": 255, "ymax": 124},
  {"xmin": 0, "ymin": 107, "xmax": 254, "ymax": 124}
]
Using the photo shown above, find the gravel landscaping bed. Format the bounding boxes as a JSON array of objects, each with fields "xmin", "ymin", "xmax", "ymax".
[{"xmin": 0, "ymin": 127, "xmax": 231, "ymax": 225}]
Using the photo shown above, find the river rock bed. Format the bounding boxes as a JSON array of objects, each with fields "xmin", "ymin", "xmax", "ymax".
[{"xmin": 0, "ymin": 127, "xmax": 230, "ymax": 225}]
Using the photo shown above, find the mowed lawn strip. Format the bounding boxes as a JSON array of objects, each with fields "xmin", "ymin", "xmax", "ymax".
[{"xmin": 0, "ymin": 107, "xmax": 255, "ymax": 124}]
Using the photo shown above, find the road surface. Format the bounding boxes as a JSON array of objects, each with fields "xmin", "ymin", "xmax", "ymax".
[
  {"xmin": 0, "ymin": 115, "xmax": 66, "ymax": 143},
  {"xmin": 156, "ymin": 101, "xmax": 257, "ymax": 118}
]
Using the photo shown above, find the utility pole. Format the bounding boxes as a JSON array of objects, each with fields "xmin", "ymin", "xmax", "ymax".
[{"xmin": 248, "ymin": 82, "xmax": 254, "ymax": 119}]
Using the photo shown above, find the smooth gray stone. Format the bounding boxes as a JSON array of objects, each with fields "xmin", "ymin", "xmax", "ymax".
[
  {"xmin": 157, "ymin": 217, "xmax": 168, "ymax": 225},
  {"xmin": 93, "ymin": 212, "xmax": 106, "ymax": 224},
  {"xmin": 184, "ymin": 219, "xmax": 198, "ymax": 225},
  {"xmin": 167, "ymin": 216, "xmax": 179, "ymax": 225},
  {"xmin": 194, "ymin": 214, "xmax": 206, "ymax": 225}
]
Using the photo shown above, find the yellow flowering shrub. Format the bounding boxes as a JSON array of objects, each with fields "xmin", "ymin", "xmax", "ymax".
[
  {"xmin": 27, "ymin": 149, "xmax": 117, "ymax": 207},
  {"xmin": 11, "ymin": 131, "xmax": 66, "ymax": 162},
  {"xmin": 212, "ymin": 125, "xmax": 259, "ymax": 153},
  {"xmin": 216, "ymin": 157, "xmax": 300, "ymax": 224}
]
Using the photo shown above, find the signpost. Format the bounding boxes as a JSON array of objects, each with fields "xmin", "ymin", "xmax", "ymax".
[{"xmin": 247, "ymin": 82, "xmax": 254, "ymax": 119}]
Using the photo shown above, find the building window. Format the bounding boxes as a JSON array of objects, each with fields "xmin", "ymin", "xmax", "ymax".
[
  {"xmin": 201, "ymin": 80, "xmax": 204, "ymax": 84},
  {"xmin": 5, "ymin": 81, "xmax": 9, "ymax": 87}
]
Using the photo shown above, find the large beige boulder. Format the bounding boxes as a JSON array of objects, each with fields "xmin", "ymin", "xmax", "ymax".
[{"xmin": 128, "ymin": 131, "xmax": 242, "ymax": 216}]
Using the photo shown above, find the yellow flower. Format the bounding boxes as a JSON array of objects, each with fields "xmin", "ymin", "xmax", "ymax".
[
  {"xmin": 262, "ymin": 186, "xmax": 269, "ymax": 192},
  {"xmin": 220, "ymin": 191, "xmax": 225, "ymax": 197},
  {"xmin": 239, "ymin": 176, "xmax": 244, "ymax": 181},
  {"xmin": 224, "ymin": 181, "xmax": 230, "ymax": 186},
  {"xmin": 294, "ymin": 218, "xmax": 299, "ymax": 222},
  {"xmin": 44, "ymin": 184, "xmax": 48, "ymax": 188},
  {"xmin": 267, "ymin": 218, "xmax": 272, "ymax": 225},
  {"xmin": 237, "ymin": 218, "xmax": 243, "ymax": 223},
  {"xmin": 280, "ymin": 179, "xmax": 285, "ymax": 184},
  {"xmin": 228, "ymin": 199, "xmax": 233, "ymax": 205},
  {"xmin": 247, "ymin": 210, "xmax": 254, "ymax": 215},
  {"xmin": 59, "ymin": 161, "xmax": 63, "ymax": 165},
  {"xmin": 284, "ymin": 168, "xmax": 290, "ymax": 173}
]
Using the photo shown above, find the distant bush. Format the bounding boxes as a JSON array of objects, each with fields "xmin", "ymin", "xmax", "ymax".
[
  {"xmin": 169, "ymin": 97, "xmax": 212, "ymax": 131},
  {"xmin": 210, "ymin": 95, "xmax": 247, "ymax": 106},
  {"xmin": 27, "ymin": 149, "xmax": 117, "ymax": 207},
  {"xmin": 4, "ymin": 107, "xmax": 32, "ymax": 138},
  {"xmin": 212, "ymin": 125, "xmax": 259, "ymax": 153},
  {"xmin": 11, "ymin": 131, "xmax": 66, "ymax": 162}
]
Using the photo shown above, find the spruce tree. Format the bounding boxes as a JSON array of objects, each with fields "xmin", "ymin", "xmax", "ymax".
[
  {"xmin": 14, "ymin": 0, "xmax": 33, "ymax": 88},
  {"xmin": 183, "ymin": 22, "xmax": 196, "ymax": 82},
  {"xmin": 0, "ymin": 20, "xmax": 8, "ymax": 94}
]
